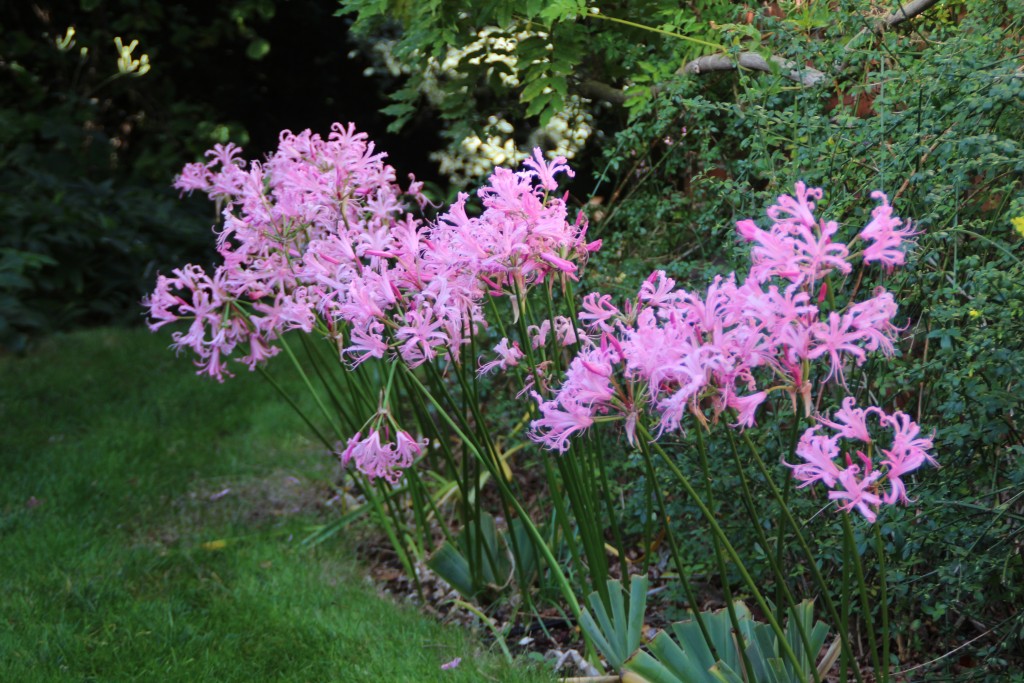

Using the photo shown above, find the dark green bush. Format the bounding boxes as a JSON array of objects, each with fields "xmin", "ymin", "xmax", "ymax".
[{"xmin": 589, "ymin": 4, "xmax": 1024, "ymax": 675}]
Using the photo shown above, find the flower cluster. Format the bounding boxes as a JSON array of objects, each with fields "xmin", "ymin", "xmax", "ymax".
[
  {"xmin": 146, "ymin": 126, "xmax": 593, "ymax": 482},
  {"xmin": 144, "ymin": 125, "xmax": 414, "ymax": 380},
  {"xmin": 528, "ymin": 183, "xmax": 934, "ymax": 519},
  {"xmin": 145, "ymin": 127, "xmax": 594, "ymax": 382},
  {"xmin": 789, "ymin": 398, "xmax": 936, "ymax": 521},
  {"xmin": 338, "ymin": 428, "xmax": 429, "ymax": 484}
]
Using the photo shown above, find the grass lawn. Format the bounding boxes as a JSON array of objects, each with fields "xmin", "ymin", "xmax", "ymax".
[{"xmin": 0, "ymin": 327, "xmax": 551, "ymax": 682}]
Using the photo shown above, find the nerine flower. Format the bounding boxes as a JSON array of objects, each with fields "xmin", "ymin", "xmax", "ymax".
[
  {"xmin": 530, "ymin": 183, "xmax": 923, "ymax": 491},
  {"xmin": 859, "ymin": 191, "xmax": 917, "ymax": 269},
  {"xmin": 788, "ymin": 399, "xmax": 937, "ymax": 521},
  {"xmin": 338, "ymin": 429, "xmax": 428, "ymax": 484},
  {"xmin": 148, "ymin": 125, "xmax": 595, "ymax": 381}
]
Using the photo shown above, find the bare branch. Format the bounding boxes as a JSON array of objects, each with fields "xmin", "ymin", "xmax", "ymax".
[
  {"xmin": 576, "ymin": 79, "xmax": 627, "ymax": 105},
  {"xmin": 679, "ymin": 52, "xmax": 827, "ymax": 87},
  {"xmin": 576, "ymin": 0, "xmax": 943, "ymax": 103},
  {"xmin": 878, "ymin": 0, "xmax": 944, "ymax": 29}
]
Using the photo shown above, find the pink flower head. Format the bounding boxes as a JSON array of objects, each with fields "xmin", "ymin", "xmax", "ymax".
[
  {"xmin": 579, "ymin": 293, "xmax": 621, "ymax": 333},
  {"xmin": 828, "ymin": 465, "xmax": 884, "ymax": 522},
  {"xmin": 766, "ymin": 181, "xmax": 822, "ymax": 228},
  {"xmin": 859, "ymin": 191, "xmax": 917, "ymax": 269},
  {"xmin": 521, "ymin": 147, "xmax": 574, "ymax": 191},
  {"xmin": 728, "ymin": 390, "xmax": 767, "ymax": 429},
  {"xmin": 639, "ymin": 270, "xmax": 679, "ymax": 309},
  {"xmin": 529, "ymin": 391, "xmax": 596, "ymax": 453},
  {"xmin": 478, "ymin": 337, "xmax": 525, "ymax": 375},
  {"xmin": 338, "ymin": 429, "xmax": 425, "ymax": 483},
  {"xmin": 739, "ymin": 183, "xmax": 852, "ymax": 287},
  {"xmin": 818, "ymin": 396, "xmax": 882, "ymax": 442},
  {"xmin": 789, "ymin": 427, "xmax": 843, "ymax": 489},
  {"xmin": 808, "ymin": 312, "xmax": 867, "ymax": 385},
  {"xmin": 880, "ymin": 410, "xmax": 937, "ymax": 504},
  {"xmin": 790, "ymin": 399, "xmax": 936, "ymax": 521}
]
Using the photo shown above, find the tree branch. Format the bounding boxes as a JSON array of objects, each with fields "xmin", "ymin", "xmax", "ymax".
[
  {"xmin": 574, "ymin": 0, "xmax": 944, "ymax": 103},
  {"xmin": 878, "ymin": 0, "xmax": 944, "ymax": 29},
  {"xmin": 576, "ymin": 79, "xmax": 627, "ymax": 105},
  {"xmin": 679, "ymin": 52, "xmax": 827, "ymax": 86}
]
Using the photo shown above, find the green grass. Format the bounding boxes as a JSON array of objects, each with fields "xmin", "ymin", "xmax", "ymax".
[{"xmin": 0, "ymin": 328, "xmax": 550, "ymax": 682}]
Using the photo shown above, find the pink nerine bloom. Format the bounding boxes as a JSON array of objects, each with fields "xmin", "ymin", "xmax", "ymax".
[
  {"xmin": 829, "ymin": 465, "xmax": 884, "ymax": 523},
  {"xmin": 339, "ymin": 429, "xmax": 426, "ymax": 483},
  {"xmin": 529, "ymin": 391, "xmax": 597, "ymax": 453},
  {"xmin": 478, "ymin": 337, "xmax": 525, "ymax": 375},
  {"xmin": 818, "ymin": 396, "xmax": 881, "ymax": 442},
  {"xmin": 859, "ymin": 191, "xmax": 916, "ymax": 269},
  {"xmin": 789, "ymin": 427, "xmax": 843, "ymax": 489},
  {"xmin": 789, "ymin": 398, "xmax": 936, "ymax": 521}
]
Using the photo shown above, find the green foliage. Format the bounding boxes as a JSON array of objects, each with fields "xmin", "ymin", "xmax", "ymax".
[
  {"xmin": 337, "ymin": 0, "xmax": 734, "ymax": 143},
  {"xmin": 427, "ymin": 511, "xmax": 515, "ymax": 601},
  {"xmin": 0, "ymin": 2, "xmax": 291, "ymax": 347},
  {"xmin": 582, "ymin": 2, "xmax": 1024, "ymax": 674},
  {"xmin": 624, "ymin": 601, "xmax": 833, "ymax": 683},
  {"xmin": 579, "ymin": 576, "xmax": 649, "ymax": 672}
]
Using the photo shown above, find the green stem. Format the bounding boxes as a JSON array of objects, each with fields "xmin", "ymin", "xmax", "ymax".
[
  {"xmin": 693, "ymin": 426, "xmax": 756, "ymax": 683},
  {"xmin": 741, "ymin": 431, "xmax": 864, "ymax": 683},
  {"xmin": 588, "ymin": 12, "xmax": 726, "ymax": 50},
  {"xmin": 635, "ymin": 439, "xmax": 719, "ymax": 658},
  {"xmin": 278, "ymin": 334, "xmax": 343, "ymax": 439},
  {"xmin": 640, "ymin": 425, "xmax": 807, "ymax": 676},
  {"xmin": 840, "ymin": 524, "xmax": 851, "ymax": 683},
  {"xmin": 874, "ymin": 525, "xmax": 891, "ymax": 682},
  {"xmin": 843, "ymin": 515, "xmax": 882, "ymax": 680},
  {"xmin": 594, "ymin": 433, "xmax": 630, "ymax": 587},
  {"xmin": 725, "ymin": 430, "xmax": 823, "ymax": 682},
  {"xmin": 400, "ymin": 363, "xmax": 583, "ymax": 620},
  {"xmin": 256, "ymin": 366, "xmax": 332, "ymax": 449}
]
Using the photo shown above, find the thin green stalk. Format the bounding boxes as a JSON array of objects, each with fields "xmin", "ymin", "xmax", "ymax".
[
  {"xmin": 542, "ymin": 455, "xmax": 586, "ymax": 592},
  {"xmin": 640, "ymin": 471, "xmax": 655, "ymax": 577},
  {"xmin": 363, "ymin": 474, "xmax": 422, "ymax": 600},
  {"xmin": 298, "ymin": 334, "xmax": 366, "ymax": 433},
  {"xmin": 398, "ymin": 370, "xmax": 464, "ymax": 538},
  {"xmin": 776, "ymin": 413, "xmax": 804, "ymax": 623},
  {"xmin": 400, "ymin": 363, "xmax": 583, "ymax": 620},
  {"xmin": 256, "ymin": 366, "xmax": 332, "ymax": 449},
  {"xmin": 874, "ymin": 525, "xmax": 891, "ymax": 682},
  {"xmin": 640, "ymin": 425, "xmax": 809, "ymax": 678},
  {"xmin": 588, "ymin": 12, "xmax": 726, "ymax": 51},
  {"xmin": 635, "ymin": 439, "xmax": 719, "ymax": 659},
  {"xmin": 593, "ymin": 433, "xmax": 630, "ymax": 586},
  {"xmin": 447, "ymin": 358, "xmax": 528, "ymax": 598},
  {"xmin": 557, "ymin": 447, "xmax": 610, "ymax": 603},
  {"xmin": 405, "ymin": 463, "xmax": 431, "ymax": 556},
  {"xmin": 692, "ymin": 426, "xmax": 756, "ymax": 683},
  {"xmin": 277, "ymin": 334, "xmax": 343, "ymax": 439},
  {"xmin": 451, "ymin": 599, "xmax": 514, "ymax": 663},
  {"xmin": 843, "ymin": 515, "xmax": 882, "ymax": 679},
  {"xmin": 840, "ymin": 526, "xmax": 851, "ymax": 683},
  {"xmin": 741, "ymin": 431, "xmax": 864, "ymax": 683},
  {"xmin": 725, "ymin": 430, "xmax": 823, "ymax": 682},
  {"xmin": 776, "ymin": 475, "xmax": 793, "ymax": 619}
]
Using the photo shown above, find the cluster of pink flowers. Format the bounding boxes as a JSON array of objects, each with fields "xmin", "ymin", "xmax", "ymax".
[
  {"xmin": 528, "ymin": 182, "xmax": 935, "ymax": 520},
  {"xmin": 789, "ymin": 398, "xmax": 936, "ymax": 521},
  {"xmin": 145, "ymin": 125, "xmax": 594, "ymax": 482},
  {"xmin": 145, "ymin": 126, "xmax": 594, "ymax": 381},
  {"xmin": 339, "ymin": 428, "xmax": 429, "ymax": 484},
  {"xmin": 144, "ymin": 124, "xmax": 413, "ymax": 380}
]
